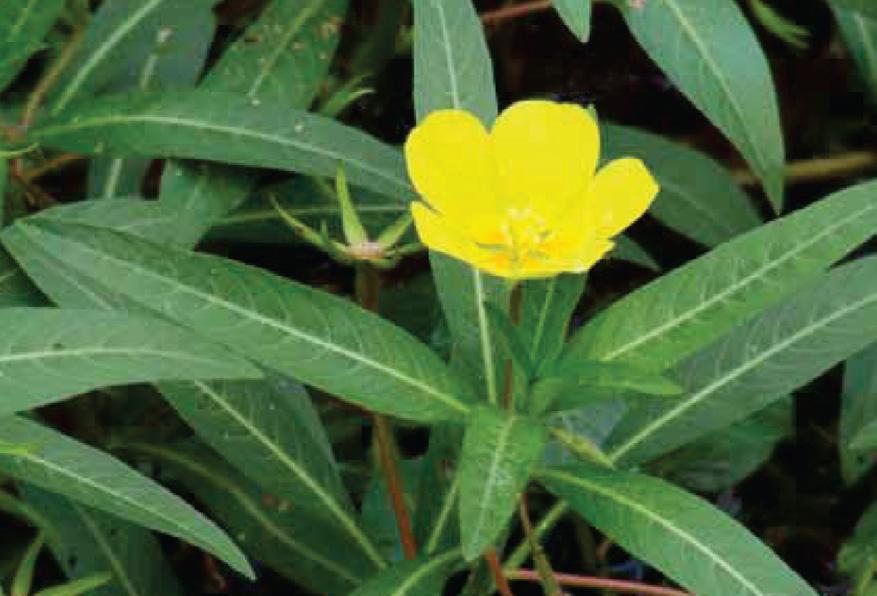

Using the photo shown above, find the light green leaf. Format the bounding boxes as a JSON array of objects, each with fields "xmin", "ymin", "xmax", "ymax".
[
  {"xmin": 459, "ymin": 407, "xmax": 547, "ymax": 560},
  {"xmin": 839, "ymin": 500, "xmax": 877, "ymax": 576},
  {"xmin": 552, "ymin": 0, "xmax": 591, "ymax": 42},
  {"xmin": 483, "ymin": 303, "xmax": 535, "ymax": 378},
  {"xmin": 831, "ymin": 0, "xmax": 877, "ymax": 20},
  {"xmin": 647, "ymin": 399, "xmax": 792, "ymax": 493},
  {"xmin": 0, "ymin": 308, "xmax": 260, "ymax": 416},
  {"xmin": 604, "ymin": 123, "xmax": 761, "ymax": 247},
  {"xmin": 0, "ymin": 417, "xmax": 253, "ymax": 577},
  {"xmin": 611, "ymin": 235, "xmax": 660, "ymax": 271},
  {"xmin": 11, "ymin": 531, "xmax": 43, "ymax": 596},
  {"xmin": 539, "ymin": 463, "xmax": 816, "ymax": 596},
  {"xmin": 840, "ymin": 343, "xmax": 877, "ymax": 483},
  {"xmin": 412, "ymin": 0, "xmax": 508, "ymax": 404},
  {"xmin": 2, "ymin": 220, "xmax": 470, "ymax": 423},
  {"xmin": 606, "ymin": 257, "xmax": 877, "ymax": 466},
  {"xmin": 32, "ymin": 91, "xmax": 414, "ymax": 203},
  {"xmin": 619, "ymin": 0, "xmax": 785, "ymax": 210},
  {"xmin": 831, "ymin": 5, "xmax": 877, "ymax": 102},
  {"xmin": 157, "ymin": 376, "xmax": 385, "ymax": 568},
  {"xmin": 562, "ymin": 180, "xmax": 877, "ymax": 373},
  {"xmin": 21, "ymin": 485, "xmax": 185, "ymax": 596},
  {"xmin": 0, "ymin": 0, "xmax": 66, "ymax": 92},
  {"xmin": 85, "ymin": 0, "xmax": 216, "ymax": 198},
  {"xmin": 520, "ymin": 274, "xmax": 586, "ymax": 373},
  {"xmin": 50, "ymin": 0, "xmax": 215, "ymax": 114},
  {"xmin": 0, "ymin": 249, "xmax": 42, "ymax": 307},
  {"xmin": 32, "ymin": 573, "xmax": 113, "ymax": 596},
  {"xmin": 349, "ymin": 549, "xmax": 461, "ymax": 596},
  {"xmin": 127, "ymin": 441, "xmax": 378, "ymax": 594},
  {"xmin": 159, "ymin": 0, "xmax": 348, "ymax": 248}
]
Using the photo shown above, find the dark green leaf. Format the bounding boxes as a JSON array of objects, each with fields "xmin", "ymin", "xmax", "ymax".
[
  {"xmin": 3, "ymin": 220, "xmax": 470, "ymax": 423},
  {"xmin": 539, "ymin": 463, "xmax": 816, "ymax": 596},
  {"xmin": 0, "ymin": 417, "xmax": 253, "ymax": 577},
  {"xmin": 831, "ymin": 0, "xmax": 877, "ymax": 20},
  {"xmin": 0, "ymin": 249, "xmax": 41, "ymax": 307},
  {"xmin": 841, "ymin": 343, "xmax": 877, "ymax": 483},
  {"xmin": 349, "ymin": 550, "xmax": 461, "ymax": 596},
  {"xmin": 562, "ymin": 181, "xmax": 877, "ymax": 373},
  {"xmin": 0, "ymin": 308, "xmax": 260, "ymax": 416},
  {"xmin": 606, "ymin": 257, "xmax": 877, "ymax": 466},
  {"xmin": 520, "ymin": 274, "xmax": 586, "ymax": 374},
  {"xmin": 619, "ymin": 0, "xmax": 785, "ymax": 210},
  {"xmin": 459, "ymin": 407, "xmax": 547, "ymax": 560},
  {"xmin": 483, "ymin": 302, "xmax": 535, "ymax": 378},
  {"xmin": 552, "ymin": 0, "xmax": 591, "ymax": 42},
  {"xmin": 831, "ymin": 5, "xmax": 877, "ymax": 101},
  {"xmin": 0, "ymin": 0, "xmax": 66, "ymax": 92}
]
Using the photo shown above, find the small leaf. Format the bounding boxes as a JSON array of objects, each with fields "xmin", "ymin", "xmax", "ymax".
[
  {"xmin": 349, "ymin": 550, "xmax": 461, "ymax": 596},
  {"xmin": 32, "ymin": 573, "xmax": 113, "ymax": 596},
  {"xmin": 0, "ymin": 248, "xmax": 42, "ymax": 307},
  {"xmin": 459, "ymin": 406, "xmax": 547, "ymax": 560},
  {"xmin": 0, "ymin": 308, "xmax": 261, "ymax": 416},
  {"xmin": 0, "ymin": 417, "xmax": 253, "ymax": 577},
  {"xmin": 831, "ymin": 4, "xmax": 877, "ymax": 102},
  {"xmin": 552, "ymin": 0, "xmax": 591, "ymax": 42},
  {"xmin": 0, "ymin": 0, "xmax": 66, "ymax": 92},
  {"xmin": 539, "ymin": 463, "xmax": 817, "ymax": 596},
  {"xmin": 11, "ymin": 532, "xmax": 44, "ymax": 596},
  {"xmin": 619, "ymin": 0, "xmax": 786, "ymax": 210},
  {"xmin": 830, "ymin": 0, "xmax": 877, "ymax": 20},
  {"xmin": 520, "ymin": 274, "xmax": 586, "ymax": 374},
  {"xmin": 840, "ymin": 343, "xmax": 877, "ymax": 483},
  {"xmin": 483, "ymin": 302, "xmax": 535, "ymax": 378}
]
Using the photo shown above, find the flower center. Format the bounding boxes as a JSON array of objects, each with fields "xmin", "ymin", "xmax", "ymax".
[{"xmin": 497, "ymin": 207, "xmax": 553, "ymax": 265}]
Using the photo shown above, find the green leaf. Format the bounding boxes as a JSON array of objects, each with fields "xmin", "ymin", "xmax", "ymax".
[
  {"xmin": 50, "ymin": 0, "xmax": 215, "ymax": 114},
  {"xmin": 32, "ymin": 574, "xmax": 113, "ymax": 596},
  {"xmin": 831, "ymin": 5, "xmax": 877, "ymax": 102},
  {"xmin": 606, "ymin": 257, "xmax": 877, "ymax": 466},
  {"xmin": 552, "ymin": 0, "xmax": 591, "ymax": 42},
  {"xmin": 531, "ymin": 361, "xmax": 684, "ymax": 415},
  {"xmin": 562, "ymin": 181, "xmax": 877, "ymax": 373},
  {"xmin": 412, "ymin": 0, "xmax": 509, "ymax": 404},
  {"xmin": 831, "ymin": 0, "xmax": 877, "ymax": 20},
  {"xmin": 538, "ymin": 463, "xmax": 817, "ymax": 596},
  {"xmin": 647, "ymin": 399, "xmax": 793, "ymax": 493},
  {"xmin": 520, "ymin": 274, "xmax": 586, "ymax": 374},
  {"xmin": 619, "ymin": 0, "xmax": 785, "ymax": 210},
  {"xmin": 3, "ymin": 220, "xmax": 470, "ymax": 423},
  {"xmin": 128, "ymin": 441, "xmax": 379, "ymax": 594},
  {"xmin": 349, "ymin": 550, "xmax": 461, "ymax": 596},
  {"xmin": 157, "ymin": 376, "xmax": 386, "ymax": 568},
  {"xmin": 11, "ymin": 532, "xmax": 43, "ymax": 596},
  {"xmin": 158, "ymin": 0, "xmax": 348, "ymax": 248},
  {"xmin": 840, "ymin": 500, "xmax": 877, "ymax": 576},
  {"xmin": 840, "ymin": 343, "xmax": 877, "ymax": 483},
  {"xmin": 610, "ymin": 235, "xmax": 660, "ymax": 271},
  {"xmin": 0, "ymin": 307, "xmax": 260, "ymax": 416},
  {"xmin": 21, "ymin": 485, "xmax": 185, "ymax": 596},
  {"xmin": 459, "ymin": 406, "xmax": 547, "ymax": 560},
  {"xmin": 0, "ymin": 416, "xmax": 253, "ymax": 577},
  {"xmin": 0, "ymin": 249, "xmax": 42, "ymax": 307},
  {"xmin": 483, "ymin": 302, "xmax": 535, "ymax": 378},
  {"xmin": 85, "ymin": 0, "xmax": 217, "ymax": 198},
  {"xmin": 0, "ymin": 0, "xmax": 66, "ymax": 92},
  {"xmin": 32, "ymin": 91, "xmax": 414, "ymax": 203},
  {"xmin": 603, "ymin": 123, "xmax": 762, "ymax": 247}
]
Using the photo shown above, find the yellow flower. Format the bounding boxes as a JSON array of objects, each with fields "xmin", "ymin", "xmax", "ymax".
[{"xmin": 404, "ymin": 100, "xmax": 660, "ymax": 279}]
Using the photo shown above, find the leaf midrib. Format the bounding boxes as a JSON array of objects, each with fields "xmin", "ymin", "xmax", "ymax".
[
  {"xmin": 609, "ymin": 287, "xmax": 877, "ymax": 463},
  {"xmin": 469, "ymin": 416, "xmax": 517, "ymax": 550},
  {"xmin": 542, "ymin": 468, "xmax": 764, "ymax": 595},
  {"xmin": 0, "ymin": 346, "xmax": 232, "ymax": 368},
  {"xmin": 72, "ymin": 502, "xmax": 141, "ymax": 596},
  {"xmin": 393, "ymin": 549, "xmax": 459, "ymax": 595}
]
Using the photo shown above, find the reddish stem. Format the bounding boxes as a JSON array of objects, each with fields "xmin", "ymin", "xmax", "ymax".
[
  {"xmin": 481, "ymin": 0, "xmax": 552, "ymax": 25},
  {"xmin": 508, "ymin": 569, "xmax": 694, "ymax": 596},
  {"xmin": 486, "ymin": 548, "xmax": 516, "ymax": 596}
]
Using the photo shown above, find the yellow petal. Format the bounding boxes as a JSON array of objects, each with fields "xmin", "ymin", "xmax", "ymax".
[
  {"xmin": 490, "ymin": 100, "xmax": 599, "ymax": 221},
  {"xmin": 411, "ymin": 201, "xmax": 494, "ymax": 267},
  {"xmin": 404, "ymin": 110, "xmax": 499, "ymax": 228},
  {"xmin": 585, "ymin": 158, "xmax": 659, "ymax": 238}
]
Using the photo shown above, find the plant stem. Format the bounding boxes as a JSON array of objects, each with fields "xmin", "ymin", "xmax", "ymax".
[
  {"xmin": 501, "ymin": 283, "xmax": 523, "ymax": 410},
  {"xmin": 519, "ymin": 496, "xmax": 563, "ymax": 595},
  {"xmin": 733, "ymin": 150, "xmax": 877, "ymax": 187},
  {"xmin": 486, "ymin": 548, "xmax": 516, "ymax": 596},
  {"xmin": 504, "ymin": 500, "xmax": 569, "ymax": 571},
  {"xmin": 481, "ymin": 0, "xmax": 552, "ymax": 25},
  {"xmin": 508, "ymin": 569, "xmax": 694, "ymax": 596},
  {"xmin": 355, "ymin": 264, "xmax": 418, "ymax": 560},
  {"xmin": 21, "ymin": 153, "xmax": 84, "ymax": 182},
  {"xmin": 20, "ymin": 27, "xmax": 86, "ymax": 129}
]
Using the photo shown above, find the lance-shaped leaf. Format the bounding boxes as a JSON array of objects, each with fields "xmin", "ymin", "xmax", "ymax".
[
  {"xmin": 606, "ymin": 257, "xmax": 877, "ymax": 466},
  {"xmin": 562, "ymin": 180, "xmax": 877, "ymax": 373},
  {"xmin": 350, "ymin": 550, "xmax": 461, "ymax": 596},
  {"xmin": 520, "ymin": 274, "xmax": 586, "ymax": 374},
  {"xmin": 412, "ymin": 0, "xmax": 509, "ymax": 403},
  {"xmin": 831, "ymin": 5, "xmax": 877, "ymax": 101},
  {"xmin": 157, "ymin": 376, "xmax": 386, "ymax": 568},
  {"xmin": 128, "ymin": 441, "xmax": 379, "ymax": 595},
  {"xmin": 603, "ymin": 123, "xmax": 761, "ymax": 247},
  {"xmin": 619, "ymin": 0, "xmax": 785, "ymax": 210},
  {"xmin": 0, "ymin": 416, "xmax": 252, "ymax": 577},
  {"xmin": 159, "ymin": 0, "xmax": 348, "ymax": 248},
  {"xmin": 20, "ymin": 485, "xmax": 185, "ymax": 596},
  {"xmin": 0, "ymin": 308, "xmax": 260, "ymax": 416},
  {"xmin": 459, "ymin": 406, "xmax": 547, "ymax": 560},
  {"xmin": 2, "ymin": 220, "xmax": 470, "ymax": 423},
  {"xmin": 552, "ymin": 0, "xmax": 591, "ymax": 42},
  {"xmin": 840, "ymin": 344, "xmax": 877, "ymax": 483},
  {"xmin": 538, "ymin": 463, "xmax": 817, "ymax": 596},
  {"xmin": 831, "ymin": 0, "xmax": 877, "ymax": 20},
  {"xmin": 31, "ymin": 91, "xmax": 414, "ymax": 203},
  {"xmin": 0, "ymin": 0, "xmax": 66, "ymax": 92}
]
